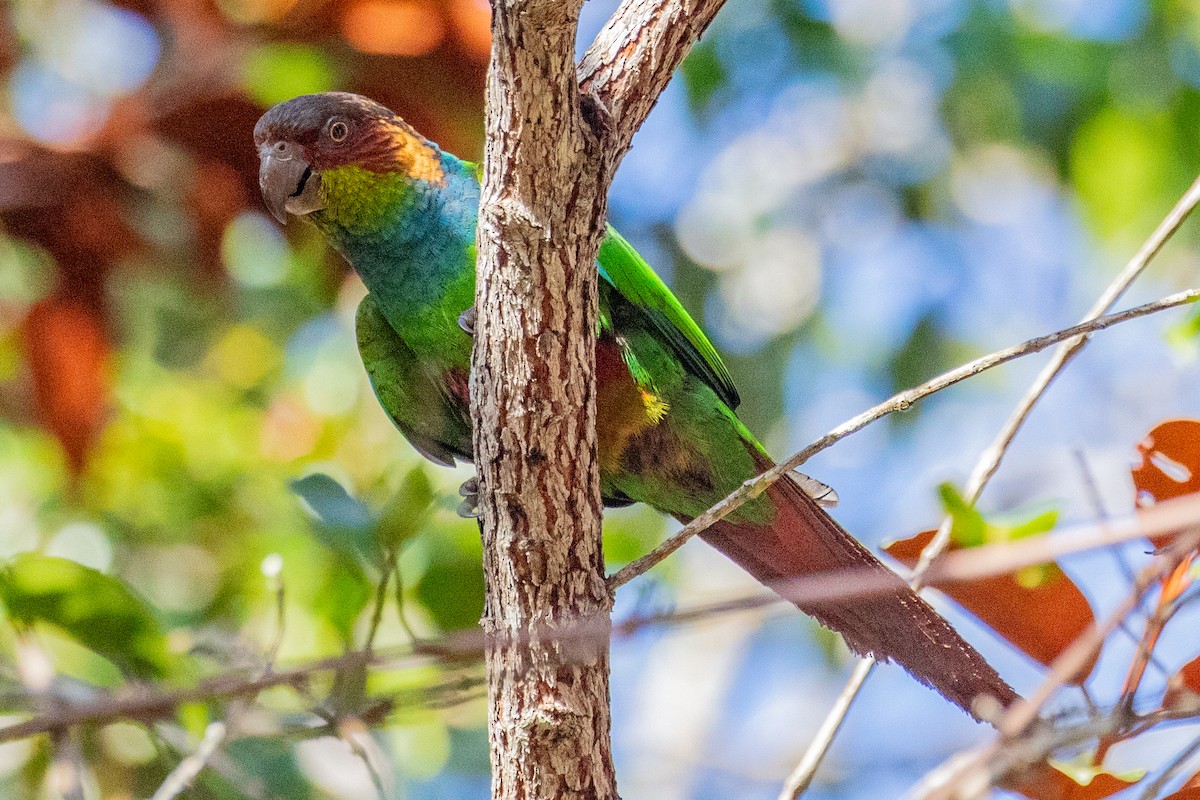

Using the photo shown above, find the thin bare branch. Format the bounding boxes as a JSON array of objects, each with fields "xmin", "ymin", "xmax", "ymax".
[
  {"xmin": 772, "ymin": 175, "xmax": 1200, "ymax": 797},
  {"xmin": 1137, "ymin": 731, "xmax": 1200, "ymax": 800},
  {"xmin": 154, "ymin": 723, "xmax": 273, "ymax": 800},
  {"xmin": 951, "ymin": 171, "xmax": 1200, "ymax": 520},
  {"xmin": 0, "ymin": 647, "xmax": 467, "ymax": 744},
  {"xmin": 909, "ymin": 534, "xmax": 1200, "ymax": 800},
  {"xmin": 610, "ymin": 286, "xmax": 1200, "ymax": 590},
  {"xmin": 339, "ymin": 717, "xmax": 391, "ymax": 800},
  {"xmin": 776, "ymin": 658, "xmax": 873, "ymax": 800},
  {"xmin": 10, "ymin": 490, "xmax": 1200, "ymax": 749},
  {"xmin": 150, "ymin": 721, "xmax": 227, "ymax": 800}
]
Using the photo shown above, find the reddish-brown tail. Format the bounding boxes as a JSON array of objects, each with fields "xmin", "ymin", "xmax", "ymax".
[{"xmin": 698, "ymin": 468, "xmax": 1019, "ymax": 720}]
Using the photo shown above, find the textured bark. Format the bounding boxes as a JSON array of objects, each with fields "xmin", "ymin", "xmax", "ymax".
[
  {"xmin": 472, "ymin": 1, "xmax": 728, "ymax": 799},
  {"xmin": 473, "ymin": 2, "xmax": 616, "ymax": 798}
]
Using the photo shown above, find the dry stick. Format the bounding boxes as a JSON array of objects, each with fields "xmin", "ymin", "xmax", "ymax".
[
  {"xmin": 609, "ymin": 286, "xmax": 1200, "ymax": 591},
  {"xmin": 339, "ymin": 717, "xmax": 391, "ymax": 800},
  {"xmin": 776, "ymin": 659, "xmax": 873, "ymax": 799},
  {"xmin": 910, "ymin": 538, "xmax": 1197, "ymax": 800},
  {"xmin": 149, "ymin": 721, "xmax": 227, "ymax": 800},
  {"xmin": 6, "ymin": 490, "xmax": 1200, "ymax": 747},
  {"xmin": 786, "ymin": 173, "xmax": 1200, "ymax": 799},
  {"xmin": 1137, "ymin": 730, "xmax": 1200, "ymax": 800},
  {"xmin": 912, "ymin": 169, "xmax": 1200, "ymax": 607},
  {"xmin": 154, "ymin": 722, "xmax": 273, "ymax": 800},
  {"xmin": 737, "ymin": 493, "xmax": 1200, "ymax": 617},
  {"xmin": 0, "ymin": 647, "xmax": 433, "ymax": 745},
  {"xmin": 1095, "ymin": 552, "xmax": 1196, "ymax": 765}
]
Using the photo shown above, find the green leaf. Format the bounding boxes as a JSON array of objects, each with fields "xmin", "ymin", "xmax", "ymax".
[
  {"xmin": 291, "ymin": 473, "xmax": 377, "ymax": 567},
  {"xmin": 938, "ymin": 485, "xmax": 1058, "ymax": 549},
  {"xmin": 1004, "ymin": 509, "xmax": 1059, "ymax": 541},
  {"xmin": 376, "ymin": 467, "xmax": 436, "ymax": 553},
  {"xmin": 938, "ymin": 483, "xmax": 987, "ymax": 548},
  {"xmin": 0, "ymin": 555, "xmax": 171, "ymax": 679},
  {"xmin": 415, "ymin": 527, "xmax": 485, "ymax": 632},
  {"xmin": 314, "ymin": 555, "xmax": 372, "ymax": 646},
  {"xmin": 681, "ymin": 39, "xmax": 727, "ymax": 114}
]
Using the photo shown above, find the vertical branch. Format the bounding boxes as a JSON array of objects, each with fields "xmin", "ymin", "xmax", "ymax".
[
  {"xmin": 472, "ymin": 1, "xmax": 616, "ymax": 798},
  {"xmin": 473, "ymin": 1, "xmax": 728, "ymax": 797}
]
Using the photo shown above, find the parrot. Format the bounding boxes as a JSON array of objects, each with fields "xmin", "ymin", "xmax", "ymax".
[{"xmin": 254, "ymin": 92, "xmax": 1019, "ymax": 719}]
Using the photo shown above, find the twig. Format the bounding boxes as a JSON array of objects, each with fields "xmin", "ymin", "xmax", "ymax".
[
  {"xmin": 154, "ymin": 723, "xmax": 273, "ymax": 800},
  {"xmin": 363, "ymin": 555, "xmax": 393, "ymax": 657},
  {"xmin": 1094, "ymin": 553, "xmax": 1196, "ymax": 764},
  {"xmin": 0, "ymin": 649, "xmax": 384, "ymax": 744},
  {"xmin": 788, "ymin": 174, "xmax": 1200, "ymax": 797},
  {"xmin": 1137, "ymin": 730, "xmax": 1200, "ymax": 800},
  {"xmin": 48, "ymin": 731, "xmax": 85, "ymax": 800},
  {"xmin": 150, "ymin": 721, "xmax": 227, "ymax": 800},
  {"xmin": 909, "ymin": 534, "xmax": 1200, "ymax": 800},
  {"xmin": 392, "ymin": 555, "xmax": 421, "ymax": 645},
  {"xmin": 339, "ymin": 717, "xmax": 391, "ymax": 800},
  {"xmin": 775, "ymin": 658, "xmax": 873, "ymax": 800},
  {"xmin": 8, "ymin": 491, "xmax": 1200, "ymax": 747},
  {"xmin": 946, "ymin": 170, "xmax": 1200, "ymax": 524},
  {"xmin": 610, "ymin": 286, "xmax": 1200, "ymax": 590},
  {"xmin": 261, "ymin": 555, "xmax": 286, "ymax": 675}
]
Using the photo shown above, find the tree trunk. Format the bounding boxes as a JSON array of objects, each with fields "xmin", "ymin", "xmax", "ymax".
[
  {"xmin": 472, "ymin": 0, "xmax": 729, "ymax": 797},
  {"xmin": 472, "ymin": 1, "xmax": 617, "ymax": 799}
]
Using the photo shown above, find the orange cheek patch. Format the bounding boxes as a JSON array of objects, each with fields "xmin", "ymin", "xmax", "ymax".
[{"xmin": 390, "ymin": 127, "xmax": 445, "ymax": 185}]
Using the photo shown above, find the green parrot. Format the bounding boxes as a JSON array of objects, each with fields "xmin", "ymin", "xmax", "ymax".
[{"xmin": 255, "ymin": 92, "xmax": 1017, "ymax": 718}]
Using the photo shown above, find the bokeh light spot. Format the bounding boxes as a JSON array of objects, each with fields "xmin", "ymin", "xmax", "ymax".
[
  {"xmin": 55, "ymin": 2, "xmax": 159, "ymax": 95},
  {"xmin": 303, "ymin": 357, "xmax": 362, "ymax": 417},
  {"xmin": 46, "ymin": 521, "xmax": 113, "ymax": 572},
  {"xmin": 244, "ymin": 43, "xmax": 338, "ymax": 109},
  {"xmin": 221, "ymin": 212, "xmax": 292, "ymax": 287},
  {"xmin": 10, "ymin": 61, "xmax": 110, "ymax": 146},
  {"xmin": 342, "ymin": 0, "xmax": 446, "ymax": 57},
  {"xmin": 207, "ymin": 325, "xmax": 281, "ymax": 390}
]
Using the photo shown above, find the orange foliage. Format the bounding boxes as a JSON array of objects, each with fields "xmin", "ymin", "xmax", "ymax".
[
  {"xmin": 341, "ymin": 0, "xmax": 446, "ymax": 56},
  {"xmin": 886, "ymin": 530, "xmax": 1097, "ymax": 682},
  {"xmin": 1132, "ymin": 419, "xmax": 1200, "ymax": 547},
  {"xmin": 1009, "ymin": 762, "xmax": 1140, "ymax": 800},
  {"xmin": 22, "ymin": 297, "xmax": 110, "ymax": 472}
]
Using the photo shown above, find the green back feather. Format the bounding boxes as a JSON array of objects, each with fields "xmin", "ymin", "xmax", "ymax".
[{"xmin": 598, "ymin": 227, "xmax": 740, "ymax": 409}]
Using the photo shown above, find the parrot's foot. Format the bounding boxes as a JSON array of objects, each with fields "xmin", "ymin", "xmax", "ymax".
[
  {"xmin": 457, "ymin": 307, "xmax": 476, "ymax": 336},
  {"xmin": 456, "ymin": 476, "xmax": 480, "ymax": 518}
]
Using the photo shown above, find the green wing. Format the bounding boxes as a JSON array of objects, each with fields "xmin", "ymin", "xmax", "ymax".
[
  {"xmin": 598, "ymin": 226, "xmax": 740, "ymax": 409},
  {"xmin": 356, "ymin": 293, "xmax": 472, "ymax": 466}
]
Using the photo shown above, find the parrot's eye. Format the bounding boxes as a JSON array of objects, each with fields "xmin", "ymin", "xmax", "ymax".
[{"xmin": 329, "ymin": 120, "xmax": 349, "ymax": 142}]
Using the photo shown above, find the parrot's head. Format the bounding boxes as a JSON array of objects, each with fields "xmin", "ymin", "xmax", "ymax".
[{"xmin": 254, "ymin": 92, "xmax": 445, "ymax": 227}]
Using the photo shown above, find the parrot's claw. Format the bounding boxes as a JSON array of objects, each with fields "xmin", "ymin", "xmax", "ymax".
[
  {"xmin": 457, "ymin": 476, "xmax": 480, "ymax": 518},
  {"xmin": 458, "ymin": 307, "xmax": 476, "ymax": 336}
]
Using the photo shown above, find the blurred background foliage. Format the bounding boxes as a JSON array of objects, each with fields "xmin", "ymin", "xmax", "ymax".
[{"xmin": 2, "ymin": 0, "xmax": 1200, "ymax": 798}]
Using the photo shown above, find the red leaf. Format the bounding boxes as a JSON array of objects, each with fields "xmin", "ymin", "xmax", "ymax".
[
  {"xmin": 1009, "ymin": 762, "xmax": 1140, "ymax": 800},
  {"xmin": 1164, "ymin": 789, "xmax": 1200, "ymax": 800},
  {"xmin": 886, "ymin": 530, "xmax": 1097, "ymax": 682},
  {"xmin": 1164, "ymin": 654, "xmax": 1200, "ymax": 709},
  {"xmin": 22, "ymin": 297, "xmax": 110, "ymax": 473},
  {"xmin": 1132, "ymin": 419, "xmax": 1200, "ymax": 547}
]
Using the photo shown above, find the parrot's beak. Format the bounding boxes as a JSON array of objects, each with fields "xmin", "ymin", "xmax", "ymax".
[{"xmin": 258, "ymin": 141, "xmax": 325, "ymax": 224}]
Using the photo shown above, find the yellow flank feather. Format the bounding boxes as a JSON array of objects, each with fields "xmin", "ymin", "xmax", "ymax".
[
  {"xmin": 641, "ymin": 390, "xmax": 669, "ymax": 423},
  {"xmin": 596, "ymin": 356, "xmax": 670, "ymax": 472}
]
